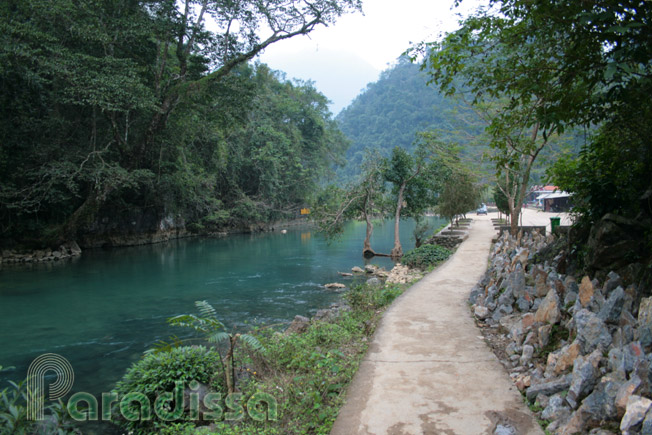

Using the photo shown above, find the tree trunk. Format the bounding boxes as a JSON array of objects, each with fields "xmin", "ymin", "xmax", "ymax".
[
  {"xmin": 362, "ymin": 208, "xmax": 376, "ymax": 258},
  {"xmin": 225, "ymin": 336, "xmax": 237, "ymax": 394},
  {"xmin": 391, "ymin": 182, "xmax": 407, "ymax": 258}
]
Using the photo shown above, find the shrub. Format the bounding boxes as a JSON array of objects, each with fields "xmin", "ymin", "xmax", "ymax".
[
  {"xmin": 113, "ymin": 346, "xmax": 224, "ymax": 434},
  {"xmin": 401, "ymin": 244, "xmax": 451, "ymax": 269}
]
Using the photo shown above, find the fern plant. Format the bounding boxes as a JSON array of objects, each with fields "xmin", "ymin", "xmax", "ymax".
[{"xmin": 168, "ymin": 301, "xmax": 264, "ymax": 393}]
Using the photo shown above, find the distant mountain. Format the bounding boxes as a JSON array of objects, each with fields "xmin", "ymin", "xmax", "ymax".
[
  {"xmin": 335, "ymin": 58, "xmax": 585, "ymax": 184},
  {"xmin": 335, "ymin": 58, "xmax": 486, "ymax": 179}
]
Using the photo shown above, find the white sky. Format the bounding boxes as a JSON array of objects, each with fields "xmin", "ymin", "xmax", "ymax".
[{"xmin": 257, "ymin": 0, "xmax": 482, "ymax": 114}]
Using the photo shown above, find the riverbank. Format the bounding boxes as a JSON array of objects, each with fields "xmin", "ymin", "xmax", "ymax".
[
  {"xmin": 0, "ymin": 217, "xmax": 312, "ymax": 266},
  {"xmin": 102, "ymin": 248, "xmax": 455, "ymax": 434}
]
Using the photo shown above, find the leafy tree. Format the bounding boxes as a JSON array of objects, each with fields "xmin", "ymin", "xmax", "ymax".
[
  {"xmin": 437, "ymin": 168, "xmax": 479, "ymax": 226},
  {"xmin": 312, "ymin": 150, "xmax": 387, "ymax": 257},
  {"xmin": 383, "ymin": 145, "xmax": 438, "ymax": 258}
]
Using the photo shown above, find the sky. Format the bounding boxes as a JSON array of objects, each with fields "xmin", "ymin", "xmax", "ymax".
[{"xmin": 256, "ymin": 0, "xmax": 482, "ymax": 115}]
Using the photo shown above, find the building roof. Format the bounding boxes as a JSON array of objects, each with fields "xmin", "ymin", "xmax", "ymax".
[{"xmin": 536, "ymin": 191, "xmax": 571, "ymax": 200}]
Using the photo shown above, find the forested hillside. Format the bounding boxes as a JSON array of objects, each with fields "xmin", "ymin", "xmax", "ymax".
[
  {"xmin": 336, "ymin": 58, "xmax": 486, "ymax": 178},
  {"xmin": 336, "ymin": 58, "xmax": 584, "ymax": 182},
  {"xmin": 0, "ymin": 0, "xmax": 358, "ymax": 248}
]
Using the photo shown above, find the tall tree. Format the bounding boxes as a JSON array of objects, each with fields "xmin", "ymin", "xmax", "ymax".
[
  {"xmin": 312, "ymin": 150, "xmax": 387, "ymax": 257},
  {"xmin": 383, "ymin": 145, "xmax": 437, "ymax": 258}
]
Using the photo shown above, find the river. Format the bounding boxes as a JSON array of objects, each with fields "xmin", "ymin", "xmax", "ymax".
[{"xmin": 0, "ymin": 217, "xmax": 444, "ymax": 398}]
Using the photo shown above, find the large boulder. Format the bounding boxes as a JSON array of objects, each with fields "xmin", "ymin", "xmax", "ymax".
[
  {"xmin": 585, "ymin": 213, "xmax": 646, "ymax": 271},
  {"xmin": 638, "ymin": 297, "xmax": 652, "ymax": 351},
  {"xmin": 285, "ymin": 315, "xmax": 310, "ymax": 334},
  {"xmin": 574, "ymin": 309, "xmax": 612, "ymax": 353},
  {"xmin": 534, "ymin": 288, "xmax": 562, "ymax": 324},
  {"xmin": 566, "ymin": 348, "xmax": 602, "ymax": 409},
  {"xmin": 598, "ymin": 286, "xmax": 625, "ymax": 324},
  {"xmin": 620, "ymin": 395, "xmax": 652, "ymax": 433}
]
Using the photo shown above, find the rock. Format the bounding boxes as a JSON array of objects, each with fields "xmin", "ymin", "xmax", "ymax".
[
  {"xmin": 504, "ymin": 264, "xmax": 526, "ymax": 299},
  {"xmin": 603, "ymin": 271, "xmax": 622, "ymax": 295},
  {"xmin": 574, "ymin": 309, "xmax": 612, "ymax": 353},
  {"xmin": 497, "ymin": 287, "xmax": 515, "ymax": 307},
  {"xmin": 52, "ymin": 250, "xmax": 62, "ymax": 259},
  {"xmin": 536, "ymin": 393, "xmax": 551, "ymax": 409},
  {"xmin": 324, "ymin": 283, "xmax": 346, "ymax": 289},
  {"xmin": 526, "ymin": 376, "xmax": 571, "ymax": 401},
  {"xmin": 515, "ymin": 374, "xmax": 531, "ymax": 391},
  {"xmin": 620, "ymin": 395, "xmax": 652, "ymax": 433},
  {"xmin": 643, "ymin": 413, "xmax": 652, "ymax": 434},
  {"xmin": 608, "ymin": 342, "xmax": 645, "ymax": 378},
  {"xmin": 542, "ymin": 393, "xmax": 571, "ymax": 421},
  {"xmin": 520, "ymin": 345, "xmax": 534, "ymax": 366},
  {"xmin": 364, "ymin": 264, "xmax": 378, "ymax": 274},
  {"xmin": 351, "ymin": 266, "xmax": 365, "ymax": 273},
  {"xmin": 585, "ymin": 213, "xmax": 646, "ymax": 270},
  {"xmin": 474, "ymin": 305, "xmax": 490, "ymax": 320},
  {"xmin": 553, "ymin": 341, "xmax": 582, "ymax": 375},
  {"xmin": 579, "ymin": 276, "xmax": 594, "ymax": 308},
  {"xmin": 615, "ymin": 376, "xmax": 643, "ymax": 418},
  {"xmin": 598, "ymin": 286, "xmax": 625, "ymax": 324},
  {"xmin": 534, "ymin": 288, "xmax": 562, "ymax": 324},
  {"xmin": 535, "ymin": 270, "xmax": 549, "ymax": 297},
  {"xmin": 512, "ymin": 247, "xmax": 529, "ymax": 268},
  {"xmin": 515, "ymin": 296, "xmax": 531, "ymax": 312},
  {"xmin": 499, "ymin": 314, "xmax": 523, "ymax": 341},
  {"xmin": 375, "ymin": 269, "xmax": 390, "ymax": 278},
  {"xmin": 538, "ymin": 324, "xmax": 553, "ymax": 348},
  {"xmin": 469, "ymin": 285, "xmax": 484, "ymax": 304},
  {"xmin": 366, "ymin": 278, "xmax": 382, "ymax": 288},
  {"xmin": 506, "ymin": 342, "xmax": 521, "ymax": 356},
  {"xmin": 638, "ymin": 296, "xmax": 652, "ymax": 351},
  {"xmin": 493, "ymin": 424, "xmax": 517, "ymax": 435},
  {"xmin": 492, "ymin": 304, "xmax": 513, "ymax": 322},
  {"xmin": 285, "ymin": 315, "xmax": 310, "ymax": 334},
  {"xmin": 564, "ymin": 280, "xmax": 579, "ymax": 308},
  {"xmin": 314, "ymin": 308, "xmax": 338, "ymax": 322},
  {"xmin": 567, "ymin": 348, "xmax": 602, "ymax": 409},
  {"xmin": 386, "ymin": 264, "xmax": 422, "ymax": 284},
  {"xmin": 338, "ymin": 272, "xmax": 353, "ymax": 277},
  {"xmin": 522, "ymin": 313, "xmax": 535, "ymax": 329},
  {"xmin": 561, "ymin": 374, "xmax": 621, "ymax": 433}
]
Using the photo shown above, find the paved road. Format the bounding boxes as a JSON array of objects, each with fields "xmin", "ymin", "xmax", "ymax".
[
  {"xmin": 331, "ymin": 215, "xmax": 544, "ymax": 435},
  {"xmin": 503, "ymin": 207, "xmax": 573, "ymax": 233}
]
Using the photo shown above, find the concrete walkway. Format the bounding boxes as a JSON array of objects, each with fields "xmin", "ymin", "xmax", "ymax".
[{"xmin": 331, "ymin": 215, "xmax": 544, "ymax": 435}]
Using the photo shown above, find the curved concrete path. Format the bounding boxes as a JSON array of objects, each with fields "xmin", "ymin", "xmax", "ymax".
[{"xmin": 331, "ymin": 215, "xmax": 544, "ymax": 435}]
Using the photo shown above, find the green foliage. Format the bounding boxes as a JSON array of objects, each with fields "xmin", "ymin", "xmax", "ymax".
[
  {"xmin": 113, "ymin": 346, "xmax": 223, "ymax": 434},
  {"xmin": 311, "ymin": 150, "xmax": 386, "ymax": 253},
  {"xmin": 548, "ymin": 86, "xmax": 652, "ymax": 225},
  {"xmin": 345, "ymin": 283, "xmax": 405, "ymax": 311},
  {"xmin": 414, "ymin": 0, "xmax": 652, "ymax": 242},
  {"xmin": 168, "ymin": 301, "xmax": 264, "ymax": 394},
  {"xmin": 0, "ymin": 379, "xmax": 79, "ymax": 434},
  {"xmin": 437, "ymin": 164, "xmax": 480, "ymax": 224},
  {"xmin": 0, "ymin": 0, "xmax": 359, "ymax": 246},
  {"xmin": 401, "ymin": 244, "xmax": 452, "ymax": 269},
  {"xmin": 336, "ymin": 58, "xmax": 487, "ymax": 179}
]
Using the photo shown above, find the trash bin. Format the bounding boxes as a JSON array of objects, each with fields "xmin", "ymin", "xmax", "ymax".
[{"xmin": 550, "ymin": 217, "xmax": 561, "ymax": 233}]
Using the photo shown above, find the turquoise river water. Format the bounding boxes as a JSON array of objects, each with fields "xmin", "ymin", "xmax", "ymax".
[{"xmin": 0, "ymin": 217, "xmax": 444, "ymax": 399}]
